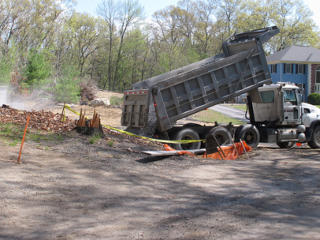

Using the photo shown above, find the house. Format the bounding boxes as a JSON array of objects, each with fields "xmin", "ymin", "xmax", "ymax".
[{"xmin": 266, "ymin": 45, "xmax": 320, "ymax": 100}]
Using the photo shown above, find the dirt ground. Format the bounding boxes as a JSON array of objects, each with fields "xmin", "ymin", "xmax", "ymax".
[
  {"xmin": 48, "ymin": 90, "xmax": 124, "ymax": 128},
  {"xmin": 51, "ymin": 104, "xmax": 123, "ymax": 128},
  {"xmin": 1, "ymin": 129, "xmax": 320, "ymax": 240}
]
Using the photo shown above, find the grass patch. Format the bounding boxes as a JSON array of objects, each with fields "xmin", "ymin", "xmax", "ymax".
[
  {"xmin": 0, "ymin": 122, "xmax": 65, "ymax": 146},
  {"xmin": 107, "ymin": 140, "xmax": 114, "ymax": 147},
  {"xmin": 0, "ymin": 123, "xmax": 24, "ymax": 145},
  {"xmin": 28, "ymin": 133, "xmax": 64, "ymax": 143},
  {"xmin": 192, "ymin": 109, "xmax": 244, "ymax": 125},
  {"xmin": 227, "ymin": 104, "xmax": 247, "ymax": 111},
  {"xmin": 89, "ymin": 134, "xmax": 101, "ymax": 144},
  {"xmin": 110, "ymin": 96, "xmax": 123, "ymax": 106}
]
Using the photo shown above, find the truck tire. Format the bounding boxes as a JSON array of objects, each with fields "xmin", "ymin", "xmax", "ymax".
[
  {"xmin": 308, "ymin": 125, "xmax": 320, "ymax": 148},
  {"xmin": 235, "ymin": 124, "xmax": 260, "ymax": 148},
  {"xmin": 173, "ymin": 128, "xmax": 201, "ymax": 150},
  {"xmin": 205, "ymin": 126, "xmax": 232, "ymax": 154},
  {"xmin": 276, "ymin": 141, "xmax": 294, "ymax": 149}
]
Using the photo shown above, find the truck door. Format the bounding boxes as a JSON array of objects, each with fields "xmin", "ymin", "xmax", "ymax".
[{"xmin": 283, "ymin": 89, "xmax": 302, "ymax": 124}]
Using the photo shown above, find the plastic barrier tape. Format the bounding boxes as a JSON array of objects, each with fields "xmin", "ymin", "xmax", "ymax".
[{"xmin": 64, "ymin": 104, "xmax": 205, "ymax": 144}]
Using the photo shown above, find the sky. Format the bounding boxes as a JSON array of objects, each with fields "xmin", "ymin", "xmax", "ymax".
[
  {"xmin": 75, "ymin": 0, "xmax": 179, "ymax": 18},
  {"xmin": 75, "ymin": 0, "xmax": 320, "ymax": 28}
]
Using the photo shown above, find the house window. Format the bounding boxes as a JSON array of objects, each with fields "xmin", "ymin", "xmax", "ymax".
[
  {"xmin": 283, "ymin": 63, "xmax": 293, "ymax": 74},
  {"xmin": 270, "ymin": 64, "xmax": 277, "ymax": 73},
  {"xmin": 315, "ymin": 67, "xmax": 320, "ymax": 93},
  {"xmin": 296, "ymin": 64, "xmax": 306, "ymax": 74},
  {"xmin": 316, "ymin": 68, "xmax": 320, "ymax": 84}
]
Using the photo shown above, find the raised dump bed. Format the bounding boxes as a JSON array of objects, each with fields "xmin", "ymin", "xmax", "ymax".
[{"xmin": 122, "ymin": 26, "xmax": 280, "ymax": 134}]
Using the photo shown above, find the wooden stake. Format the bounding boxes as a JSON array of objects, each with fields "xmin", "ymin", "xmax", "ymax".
[
  {"xmin": 240, "ymin": 140, "xmax": 249, "ymax": 159},
  {"xmin": 212, "ymin": 135, "xmax": 226, "ymax": 160},
  {"xmin": 17, "ymin": 115, "xmax": 30, "ymax": 164},
  {"xmin": 60, "ymin": 103, "xmax": 66, "ymax": 122}
]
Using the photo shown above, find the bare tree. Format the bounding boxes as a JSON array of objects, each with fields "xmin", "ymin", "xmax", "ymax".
[
  {"xmin": 97, "ymin": 0, "xmax": 118, "ymax": 89},
  {"xmin": 97, "ymin": 0, "xmax": 142, "ymax": 90}
]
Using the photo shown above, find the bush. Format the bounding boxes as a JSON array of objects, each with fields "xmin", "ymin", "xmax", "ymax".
[
  {"xmin": 80, "ymin": 80, "xmax": 96, "ymax": 102},
  {"xmin": 24, "ymin": 49, "xmax": 51, "ymax": 87},
  {"xmin": 110, "ymin": 96, "xmax": 123, "ymax": 106},
  {"xmin": 54, "ymin": 66, "xmax": 81, "ymax": 104},
  {"xmin": 308, "ymin": 93, "xmax": 320, "ymax": 105}
]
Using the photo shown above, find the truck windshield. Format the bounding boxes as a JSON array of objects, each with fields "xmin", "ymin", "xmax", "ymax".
[
  {"xmin": 260, "ymin": 90, "xmax": 274, "ymax": 103},
  {"xmin": 284, "ymin": 89, "xmax": 297, "ymax": 105}
]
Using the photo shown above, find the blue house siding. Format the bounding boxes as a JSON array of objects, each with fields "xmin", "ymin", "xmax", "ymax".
[{"xmin": 269, "ymin": 63, "xmax": 309, "ymax": 97}]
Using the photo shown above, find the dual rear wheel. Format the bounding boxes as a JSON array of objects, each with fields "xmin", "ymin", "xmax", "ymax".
[{"xmin": 172, "ymin": 124, "xmax": 260, "ymax": 150}]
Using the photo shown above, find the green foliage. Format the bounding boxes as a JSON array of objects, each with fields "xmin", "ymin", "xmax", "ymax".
[
  {"xmin": 0, "ymin": 47, "xmax": 17, "ymax": 84},
  {"xmin": 0, "ymin": 58, "xmax": 13, "ymax": 84},
  {"xmin": 0, "ymin": 0, "xmax": 319, "ymax": 94},
  {"xmin": 308, "ymin": 93, "xmax": 320, "ymax": 105},
  {"xmin": 0, "ymin": 123, "xmax": 23, "ymax": 146},
  {"xmin": 54, "ymin": 65, "xmax": 81, "ymax": 103},
  {"xmin": 0, "ymin": 122, "xmax": 64, "ymax": 146},
  {"xmin": 110, "ymin": 96, "xmax": 123, "ymax": 106},
  {"xmin": 28, "ymin": 133, "xmax": 64, "ymax": 143},
  {"xmin": 89, "ymin": 134, "xmax": 101, "ymax": 144},
  {"xmin": 107, "ymin": 140, "xmax": 114, "ymax": 147},
  {"xmin": 24, "ymin": 49, "xmax": 51, "ymax": 87}
]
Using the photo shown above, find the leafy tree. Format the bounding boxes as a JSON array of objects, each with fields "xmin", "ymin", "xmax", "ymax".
[
  {"xmin": 97, "ymin": 0, "xmax": 142, "ymax": 90},
  {"xmin": 67, "ymin": 13, "xmax": 99, "ymax": 76},
  {"xmin": 24, "ymin": 49, "xmax": 51, "ymax": 87},
  {"xmin": 54, "ymin": 65, "xmax": 81, "ymax": 103},
  {"xmin": 0, "ymin": 46, "xmax": 18, "ymax": 84},
  {"xmin": 0, "ymin": 0, "xmax": 319, "ymax": 96},
  {"xmin": 265, "ymin": 0, "xmax": 318, "ymax": 51}
]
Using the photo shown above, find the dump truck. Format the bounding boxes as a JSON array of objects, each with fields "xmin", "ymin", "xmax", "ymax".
[{"xmin": 121, "ymin": 26, "xmax": 320, "ymax": 149}]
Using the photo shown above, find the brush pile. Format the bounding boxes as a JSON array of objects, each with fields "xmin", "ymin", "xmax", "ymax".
[
  {"xmin": 80, "ymin": 81, "xmax": 96, "ymax": 105},
  {"xmin": 0, "ymin": 104, "xmax": 75, "ymax": 133}
]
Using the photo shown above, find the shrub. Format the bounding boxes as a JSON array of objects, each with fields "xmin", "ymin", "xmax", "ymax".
[
  {"xmin": 24, "ymin": 49, "xmax": 51, "ymax": 87},
  {"xmin": 110, "ymin": 96, "xmax": 123, "ymax": 106},
  {"xmin": 54, "ymin": 65, "xmax": 81, "ymax": 104},
  {"xmin": 89, "ymin": 134, "xmax": 101, "ymax": 144},
  {"xmin": 80, "ymin": 80, "xmax": 96, "ymax": 102},
  {"xmin": 308, "ymin": 93, "xmax": 320, "ymax": 105}
]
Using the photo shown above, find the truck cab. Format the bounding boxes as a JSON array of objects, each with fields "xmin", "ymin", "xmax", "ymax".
[
  {"xmin": 250, "ymin": 83, "xmax": 302, "ymax": 126},
  {"xmin": 247, "ymin": 83, "xmax": 320, "ymax": 148}
]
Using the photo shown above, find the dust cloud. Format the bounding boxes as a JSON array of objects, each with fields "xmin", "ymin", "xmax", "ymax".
[{"xmin": 0, "ymin": 85, "xmax": 55, "ymax": 111}]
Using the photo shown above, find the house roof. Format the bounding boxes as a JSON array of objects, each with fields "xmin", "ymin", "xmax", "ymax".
[{"xmin": 267, "ymin": 45, "xmax": 320, "ymax": 64}]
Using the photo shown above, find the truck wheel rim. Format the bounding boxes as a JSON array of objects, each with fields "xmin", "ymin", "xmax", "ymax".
[
  {"xmin": 181, "ymin": 135, "xmax": 193, "ymax": 150},
  {"xmin": 244, "ymin": 132, "xmax": 255, "ymax": 144}
]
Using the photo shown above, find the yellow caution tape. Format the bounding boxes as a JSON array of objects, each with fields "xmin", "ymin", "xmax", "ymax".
[{"xmin": 64, "ymin": 104, "xmax": 205, "ymax": 144}]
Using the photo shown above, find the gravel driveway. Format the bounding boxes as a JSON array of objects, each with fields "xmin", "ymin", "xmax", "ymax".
[{"xmin": 1, "ymin": 132, "xmax": 320, "ymax": 240}]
